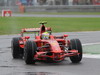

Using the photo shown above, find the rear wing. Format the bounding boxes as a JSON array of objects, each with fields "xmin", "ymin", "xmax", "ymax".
[
  {"xmin": 21, "ymin": 27, "xmax": 52, "ymax": 36},
  {"xmin": 22, "ymin": 27, "xmax": 51, "ymax": 32}
]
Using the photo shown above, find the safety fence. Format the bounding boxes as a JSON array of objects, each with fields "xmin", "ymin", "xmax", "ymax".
[{"xmin": 0, "ymin": 5, "xmax": 100, "ymax": 13}]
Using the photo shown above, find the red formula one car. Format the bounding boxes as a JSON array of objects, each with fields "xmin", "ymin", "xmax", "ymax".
[{"xmin": 11, "ymin": 22, "xmax": 82, "ymax": 64}]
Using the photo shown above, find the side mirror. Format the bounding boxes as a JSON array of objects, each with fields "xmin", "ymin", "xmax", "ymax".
[
  {"xmin": 25, "ymin": 36, "xmax": 30, "ymax": 39},
  {"xmin": 64, "ymin": 34, "xmax": 68, "ymax": 37}
]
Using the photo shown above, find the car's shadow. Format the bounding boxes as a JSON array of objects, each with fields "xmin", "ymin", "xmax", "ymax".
[
  {"xmin": 11, "ymin": 57, "xmax": 83, "ymax": 67},
  {"xmin": 28, "ymin": 59, "xmax": 83, "ymax": 66}
]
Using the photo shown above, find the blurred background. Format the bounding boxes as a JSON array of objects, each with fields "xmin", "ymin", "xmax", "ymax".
[
  {"xmin": 0, "ymin": 0, "xmax": 100, "ymax": 35},
  {"xmin": 0, "ymin": 0, "xmax": 99, "ymax": 6},
  {"xmin": 0, "ymin": 0, "xmax": 100, "ymax": 13}
]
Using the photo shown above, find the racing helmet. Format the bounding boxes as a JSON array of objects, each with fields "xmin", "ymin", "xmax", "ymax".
[{"xmin": 42, "ymin": 32, "xmax": 49, "ymax": 39}]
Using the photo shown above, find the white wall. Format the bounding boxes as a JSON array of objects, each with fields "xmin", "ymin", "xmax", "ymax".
[
  {"xmin": 68, "ymin": 0, "xmax": 73, "ymax": 5},
  {"xmin": 33, "ymin": 0, "xmax": 38, "ymax": 5}
]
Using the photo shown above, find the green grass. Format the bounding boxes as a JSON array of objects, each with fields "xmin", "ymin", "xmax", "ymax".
[{"xmin": 0, "ymin": 17, "xmax": 100, "ymax": 35}]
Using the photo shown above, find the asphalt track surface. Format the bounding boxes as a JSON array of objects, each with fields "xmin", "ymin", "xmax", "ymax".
[
  {"xmin": 1, "ymin": 14, "xmax": 100, "ymax": 17},
  {"xmin": 0, "ymin": 31, "xmax": 100, "ymax": 75},
  {"xmin": 12, "ymin": 14, "xmax": 100, "ymax": 17}
]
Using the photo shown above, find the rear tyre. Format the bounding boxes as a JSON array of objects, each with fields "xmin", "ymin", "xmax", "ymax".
[
  {"xmin": 69, "ymin": 39, "xmax": 82, "ymax": 63},
  {"xmin": 24, "ymin": 41, "xmax": 37, "ymax": 64},
  {"xmin": 11, "ymin": 37, "xmax": 24, "ymax": 59}
]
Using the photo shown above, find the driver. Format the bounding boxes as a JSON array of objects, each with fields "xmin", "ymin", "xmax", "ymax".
[{"xmin": 41, "ymin": 32, "xmax": 49, "ymax": 39}]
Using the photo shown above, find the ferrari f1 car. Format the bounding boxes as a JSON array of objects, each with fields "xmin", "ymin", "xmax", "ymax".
[{"xmin": 11, "ymin": 21, "xmax": 82, "ymax": 64}]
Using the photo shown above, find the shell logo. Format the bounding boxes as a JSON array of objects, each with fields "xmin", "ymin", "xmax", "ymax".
[
  {"xmin": 52, "ymin": 42, "xmax": 57, "ymax": 46},
  {"xmin": 2, "ymin": 10, "xmax": 12, "ymax": 17}
]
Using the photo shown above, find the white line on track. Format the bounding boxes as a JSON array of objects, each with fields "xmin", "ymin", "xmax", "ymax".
[
  {"xmin": 82, "ymin": 42, "xmax": 100, "ymax": 59},
  {"xmin": 82, "ymin": 42, "xmax": 100, "ymax": 46},
  {"xmin": 83, "ymin": 54, "xmax": 100, "ymax": 59}
]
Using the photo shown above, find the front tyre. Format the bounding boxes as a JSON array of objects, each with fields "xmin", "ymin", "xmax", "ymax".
[
  {"xmin": 24, "ymin": 41, "xmax": 37, "ymax": 64},
  {"xmin": 69, "ymin": 39, "xmax": 82, "ymax": 63}
]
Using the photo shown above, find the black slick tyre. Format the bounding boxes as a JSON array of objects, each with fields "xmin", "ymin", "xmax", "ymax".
[
  {"xmin": 69, "ymin": 39, "xmax": 82, "ymax": 63},
  {"xmin": 11, "ymin": 37, "xmax": 24, "ymax": 59},
  {"xmin": 24, "ymin": 41, "xmax": 37, "ymax": 64}
]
